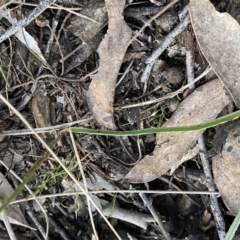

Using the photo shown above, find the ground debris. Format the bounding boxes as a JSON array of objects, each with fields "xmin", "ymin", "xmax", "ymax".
[
  {"xmin": 124, "ymin": 79, "xmax": 231, "ymax": 183},
  {"xmin": 87, "ymin": 0, "xmax": 132, "ymax": 129}
]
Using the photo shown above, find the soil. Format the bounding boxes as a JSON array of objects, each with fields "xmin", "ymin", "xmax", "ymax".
[{"xmin": 0, "ymin": 0, "xmax": 238, "ymax": 239}]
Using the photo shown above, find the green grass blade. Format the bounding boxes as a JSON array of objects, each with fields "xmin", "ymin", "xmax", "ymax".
[
  {"xmin": 72, "ymin": 110, "xmax": 240, "ymax": 239},
  {"xmin": 224, "ymin": 209, "xmax": 240, "ymax": 240},
  {"xmin": 71, "ymin": 110, "xmax": 240, "ymax": 136}
]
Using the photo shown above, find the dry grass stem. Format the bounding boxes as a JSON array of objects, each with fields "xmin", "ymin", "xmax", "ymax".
[
  {"xmin": 0, "ymin": 93, "xmax": 122, "ymax": 240},
  {"xmin": 118, "ymin": 67, "xmax": 212, "ymax": 109},
  {"xmin": 11, "ymin": 190, "xmax": 219, "ymax": 205},
  {"xmin": 69, "ymin": 130, "xmax": 99, "ymax": 239}
]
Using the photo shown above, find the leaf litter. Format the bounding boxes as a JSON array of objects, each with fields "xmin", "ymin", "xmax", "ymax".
[
  {"xmin": 212, "ymin": 120, "xmax": 240, "ymax": 216},
  {"xmin": 124, "ymin": 79, "xmax": 232, "ymax": 183},
  {"xmin": 0, "ymin": 0, "xmax": 240, "ymax": 239},
  {"xmin": 86, "ymin": 0, "xmax": 132, "ymax": 129},
  {"xmin": 188, "ymin": 0, "xmax": 240, "ymax": 218},
  {"xmin": 0, "ymin": 172, "xmax": 35, "ymax": 230},
  {"xmin": 124, "ymin": 0, "xmax": 240, "ymax": 224}
]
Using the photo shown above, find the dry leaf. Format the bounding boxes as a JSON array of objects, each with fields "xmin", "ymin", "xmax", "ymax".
[
  {"xmin": 62, "ymin": 171, "xmax": 114, "ymax": 192},
  {"xmin": 0, "ymin": 173, "xmax": 34, "ymax": 229},
  {"xmin": 0, "ymin": 7, "xmax": 48, "ymax": 66},
  {"xmin": 124, "ymin": 79, "xmax": 231, "ymax": 183},
  {"xmin": 189, "ymin": 0, "xmax": 240, "ymax": 214},
  {"xmin": 87, "ymin": 0, "xmax": 132, "ymax": 129},
  {"xmin": 102, "ymin": 203, "xmax": 154, "ymax": 229},
  {"xmin": 189, "ymin": 0, "xmax": 240, "ymax": 107},
  {"xmin": 212, "ymin": 120, "xmax": 240, "ymax": 215}
]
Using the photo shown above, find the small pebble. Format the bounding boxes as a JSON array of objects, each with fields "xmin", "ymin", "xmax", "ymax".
[{"xmin": 162, "ymin": 67, "xmax": 183, "ymax": 84}]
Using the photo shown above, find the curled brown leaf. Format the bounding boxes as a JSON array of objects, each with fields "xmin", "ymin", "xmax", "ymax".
[{"xmin": 87, "ymin": 0, "xmax": 132, "ymax": 129}]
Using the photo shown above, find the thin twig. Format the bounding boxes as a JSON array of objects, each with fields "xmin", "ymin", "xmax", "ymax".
[
  {"xmin": 12, "ymin": 1, "xmax": 82, "ymax": 10},
  {"xmin": 23, "ymin": 203, "xmax": 47, "ymax": 240},
  {"xmin": 178, "ymin": 4, "xmax": 189, "ymax": 21},
  {"xmin": 141, "ymin": 15, "xmax": 190, "ymax": 83},
  {"xmin": 57, "ymin": 12, "xmax": 71, "ymax": 41},
  {"xmin": 0, "ymin": 93, "xmax": 122, "ymax": 240},
  {"xmin": 11, "ymin": 190, "xmax": 220, "ymax": 205},
  {"xmin": 198, "ymin": 136, "xmax": 226, "ymax": 239},
  {"xmin": 159, "ymin": 176, "xmax": 200, "ymax": 207},
  {"xmin": 129, "ymin": 0, "xmax": 179, "ymax": 45},
  {"xmin": 37, "ymin": 10, "xmax": 61, "ymax": 75},
  {"xmin": 102, "ymin": 203, "xmax": 155, "ymax": 229},
  {"xmin": 0, "ymin": 0, "xmax": 15, "ymax": 10},
  {"xmin": 117, "ymin": 66, "xmax": 212, "ymax": 109},
  {"xmin": 59, "ymin": 44, "xmax": 83, "ymax": 63},
  {"xmin": 116, "ymin": 59, "xmax": 134, "ymax": 87},
  {"xmin": 0, "ymin": 0, "xmax": 56, "ymax": 43},
  {"xmin": 69, "ymin": 131, "xmax": 99, "ymax": 239},
  {"xmin": 185, "ymin": 31, "xmax": 195, "ymax": 91},
  {"xmin": 52, "ymin": 3, "xmax": 99, "ymax": 23},
  {"xmin": 139, "ymin": 193, "xmax": 172, "ymax": 240},
  {"xmin": 11, "ymin": 1, "xmax": 97, "ymax": 22},
  {"xmin": 49, "ymin": 217, "xmax": 71, "ymax": 240},
  {"xmin": 1, "ymin": 211, "xmax": 17, "ymax": 240},
  {"xmin": 184, "ymin": 35, "xmax": 226, "ymax": 239}
]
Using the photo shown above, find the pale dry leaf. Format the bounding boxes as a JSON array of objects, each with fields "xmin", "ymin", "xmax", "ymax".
[
  {"xmin": 0, "ymin": 7, "xmax": 48, "ymax": 65},
  {"xmin": 0, "ymin": 172, "xmax": 34, "ymax": 229},
  {"xmin": 124, "ymin": 79, "xmax": 231, "ymax": 183},
  {"xmin": 102, "ymin": 203, "xmax": 155, "ymax": 229},
  {"xmin": 87, "ymin": 0, "xmax": 132, "ymax": 129},
  {"xmin": 84, "ymin": 172, "xmax": 114, "ymax": 191},
  {"xmin": 31, "ymin": 90, "xmax": 51, "ymax": 139},
  {"xmin": 62, "ymin": 171, "xmax": 114, "ymax": 192},
  {"xmin": 212, "ymin": 120, "xmax": 240, "ymax": 216},
  {"xmin": 91, "ymin": 234, "xmax": 98, "ymax": 240},
  {"xmin": 189, "ymin": 0, "xmax": 240, "ymax": 107},
  {"xmin": 15, "ymin": 29, "xmax": 49, "ymax": 66}
]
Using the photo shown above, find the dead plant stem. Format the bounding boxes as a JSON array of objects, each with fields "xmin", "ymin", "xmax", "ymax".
[
  {"xmin": 185, "ymin": 40, "xmax": 226, "ymax": 239},
  {"xmin": 141, "ymin": 15, "xmax": 190, "ymax": 83},
  {"xmin": 117, "ymin": 66, "xmax": 212, "ymax": 109},
  {"xmin": 0, "ymin": 0, "xmax": 56, "ymax": 43},
  {"xmin": 69, "ymin": 131, "xmax": 99, "ymax": 239},
  {"xmin": 1, "ymin": 210, "xmax": 17, "ymax": 240},
  {"xmin": 11, "ymin": 190, "xmax": 220, "ymax": 205},
  {"xmin": 129, "ymin": 0, "xmax": 179, "ymax": 45},
  {"xmin": 139, "ymin": 193, "xmax": 172, "ymax": 240},
  {"xmin": 0, "ymin": 118, "xmax": 92, "ymax": 136},
  {"xmin": 198, "ymin": 136, "xmax": 226, "ymax": 239}
]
